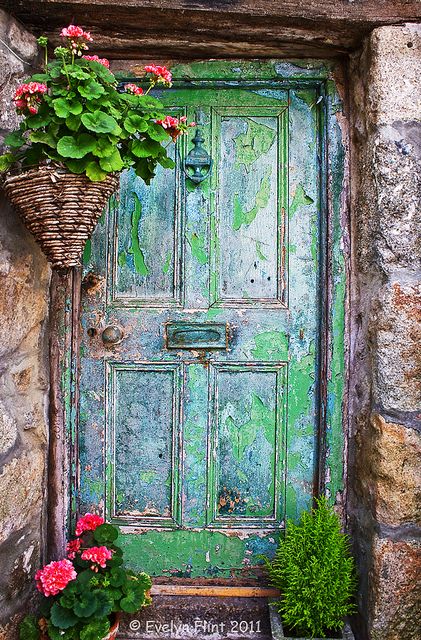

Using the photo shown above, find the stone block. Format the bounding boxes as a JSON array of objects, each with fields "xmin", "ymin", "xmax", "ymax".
[
  {"xmin": 372, "ymin": 123, "xmax": 421, "ymax": 274},
  {"xmin": 370, "ymin": 536, "xmax": 421, "ymax": 640},
  {"xmin": 373, "ymin": 281, "xmax": 421, "ymax": 413},
  {"xmin": 370, "ymin": 414, "xmax": 421, "ymax": 526},
  {"xmin": 0, "ymin": 451, "xmax": 45, "ymax": 545},
  {"xmin": 367, "ymin": 24, "xmax": 421, "ymax": 125}
]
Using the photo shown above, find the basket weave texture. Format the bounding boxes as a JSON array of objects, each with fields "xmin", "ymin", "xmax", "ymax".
[{"xmin": 4, "ymin": 164, "xmax": 119, "ymax": 269}]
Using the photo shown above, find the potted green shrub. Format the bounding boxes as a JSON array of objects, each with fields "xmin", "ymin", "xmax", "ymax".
[
  {"xmin": 265, "ymin": 497, "xmax": 356, "ymax": 640},
  {"xmin": 0, "ymin": 25, "xmax": 194, "ymax": 268},
  {"xmin": 19, "ymin": 512, "xmax": 152, "ymax": 640}
]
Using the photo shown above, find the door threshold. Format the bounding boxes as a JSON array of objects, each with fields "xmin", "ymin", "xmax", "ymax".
[{"xmin": 150, "ymin": 585, "xmax": 280, "ymax": 597}]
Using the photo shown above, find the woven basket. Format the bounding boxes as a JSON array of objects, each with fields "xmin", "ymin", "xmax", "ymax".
[{"xmin": 3, "ymin": 164, "xmax": 119, "ymax": 269}]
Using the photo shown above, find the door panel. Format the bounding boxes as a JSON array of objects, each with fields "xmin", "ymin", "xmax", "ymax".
[{"xmin": 78, "ymin": 79, "xmax": 322, "ymax": 579}]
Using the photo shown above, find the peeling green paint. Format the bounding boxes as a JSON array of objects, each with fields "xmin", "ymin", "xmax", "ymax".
[
  {"xmin": 290, "ymin": 183, "xmax": 314, "ymax": 218},
  {"xmin": 233, "ymin": 168, "xmax": 272, "ymax": 230},
  {"xmin": 82, "ymin": 239, "xmax": 92, "ymax": 266},
  {"xmin": 129, "ymin": 193, "xmax": 149, "ymax": 276},
  {"xmin": 255, "ymin": 240, "xmax": 268, "ymax": 261},
  {"xmin": 187, "ymin": 232, "xmax": 208, "ymax": 265},
  {"xmin": 162, "ymin": 250, "xmax": 172, "ymax": 274},
  {"xmin": 252, "ymin": 331, "xmax": 289, "ymax": 361},
  {"xmin": 234, "ymin": 118, "xmax": 276, "ymax": 170}
]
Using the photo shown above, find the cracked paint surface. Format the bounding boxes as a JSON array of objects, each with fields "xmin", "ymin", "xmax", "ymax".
[{"xmin": 74, "ymin": 60, "xmax": 345, "ymax": 578}]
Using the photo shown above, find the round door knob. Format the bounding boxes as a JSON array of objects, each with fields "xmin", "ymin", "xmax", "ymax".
[{"xmin": 101, "ymin": 325, "xmax": 123, "ymax": 345}]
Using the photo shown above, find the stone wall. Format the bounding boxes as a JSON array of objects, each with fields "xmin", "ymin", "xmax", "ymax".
[
  {"xmin": 0, "ymin": 10, "xmax": 50, "ymax": 637},
  {"xmin": 349, "ymin": 23, "xmax": 421, "ymax": 640}
]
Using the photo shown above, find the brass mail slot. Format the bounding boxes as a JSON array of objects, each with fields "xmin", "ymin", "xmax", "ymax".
[{"xmin": 165, "ymin": 322, "xmax": 228, "ymax": 350}]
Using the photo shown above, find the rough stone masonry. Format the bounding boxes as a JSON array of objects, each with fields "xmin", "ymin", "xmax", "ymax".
[
  {"xmin": 349, "ymin": 23, "xmax": 421, "ymax": 640},
  {"xmin": 0, "ymin": 9, "xmax": 50, "ymax": 638}
]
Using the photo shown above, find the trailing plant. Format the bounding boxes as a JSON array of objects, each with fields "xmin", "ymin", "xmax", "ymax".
[
  {"xmin": 19, "ymin": 513, "xmax": 152, "ymax": 640},
  {"xmin": 265, "ymin": 497, "xmax": 356, "ymax": 638},
  {"xmin": 0, "ymin": 25, "xmax": 194, "ymax": 183}
]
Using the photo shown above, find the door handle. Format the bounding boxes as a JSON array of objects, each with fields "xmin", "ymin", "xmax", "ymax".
[{"xmin": 101, "ymin": 325, "xmax": 124, "ymax": 346}]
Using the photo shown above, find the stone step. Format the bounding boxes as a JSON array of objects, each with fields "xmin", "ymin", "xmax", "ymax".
[{"xmin": 118, "ymin": 595, "xmax": 272, "ymax": 640}]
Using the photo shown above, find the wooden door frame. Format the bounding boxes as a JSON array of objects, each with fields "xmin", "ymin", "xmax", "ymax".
[{"xmin": 47, "ymin": 59, "xmax": 349, "ymax": 564}]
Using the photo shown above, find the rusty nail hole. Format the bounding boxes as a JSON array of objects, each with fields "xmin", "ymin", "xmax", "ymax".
[
  {"xmin": 407, "ymin": 42, "xmax": 413, "ymax": 47},
  {"xmin": 87, "ymin": 327, "xmax": 97, "ymax": 338}
]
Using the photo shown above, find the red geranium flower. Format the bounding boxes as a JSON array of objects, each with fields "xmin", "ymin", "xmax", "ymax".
[
  {"xmin": 83, "ymin": 55, "xmax": 110, "ymax": 68},
  {"xmin": 13, "ymin": 82, "xmax": 47, "ymax": 115},
  {"xmin": 144, "ymin": 64, "xmax": 172, "ymax": 87},
  {"xmin": 35, "ymin": 559, "xmax": 77, "ymax": 597},
  {"xmin": 75, "ymin": 512, "xmax": 104, "ymax": 536},
  {"xmin": 81, "ymin": 546, "xmax": 114, "ymax": 568},
  {"xmin": 66, "ymin": 538, "xmax": 82, "ymax": 559},
  {"xmin": 125, "ymin": 83, "xmax": 144, "ymax": 95},
  {"xmin": 156, "ymin": 115, "xmax": 196, "ymax": 141}
]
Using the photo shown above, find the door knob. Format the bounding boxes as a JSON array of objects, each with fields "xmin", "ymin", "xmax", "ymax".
[{"xmin": 101, "ymin": 325, "xmax": 123, "ymax": 345}]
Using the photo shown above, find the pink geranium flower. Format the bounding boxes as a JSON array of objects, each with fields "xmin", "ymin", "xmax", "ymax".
[
  {"xmin": 75, "ymin": 512, "xmax": 104, "ymax": 536},
  {"xmin": 156, "ymin": 115, "xmax": 196, "ymax": 141},
  {"xmin": 144, "ymin": 64, "xmax": 172, "ymax": 87},
  {"xmin": 125, "ymin": 83, "xmax": 144, "ymax": 95},
  {"xmin": 35, "ymin": 559, "xmax": 77, "ymax": 597},
  {"xmin": 66, "ymin": 538, "xmax": 82, "ymax": 560},
  {"xmin": 13, "ymin": 82, "xmax": 47, "ymax": 115},
  {"xmin": 83, "ymin": 55, "xmax": 110, "ymax": 69},
  {"xmin": 60, "ymin": 24, "xmax": 93, "ymax": 56},
  {"xmin": 60, "ymin": 25, "xmax": 93, "ymax": 41},
  {"xmin": 81, "ymin": 546, "xmax": 114, "ymax": 568}
]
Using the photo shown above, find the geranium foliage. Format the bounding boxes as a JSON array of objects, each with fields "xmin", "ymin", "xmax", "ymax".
[{"xmin": 0, "ymin": 26, "xmax": 194, "ymax": 183}]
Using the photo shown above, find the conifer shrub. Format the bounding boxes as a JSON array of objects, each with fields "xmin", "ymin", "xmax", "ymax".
[{"xmin": 265, "ymin": 497, "xmax": 356, "ymax": 638}]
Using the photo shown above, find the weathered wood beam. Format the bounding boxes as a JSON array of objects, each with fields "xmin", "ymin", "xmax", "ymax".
[{"xmin": 2, "ymin": 0, "xmax": 420, "ymax": 57}]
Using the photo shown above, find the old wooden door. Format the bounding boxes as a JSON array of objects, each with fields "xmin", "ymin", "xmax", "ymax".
[{"xmin": 77, "ymin": 62, "xmax": 329, "ymax": 580}]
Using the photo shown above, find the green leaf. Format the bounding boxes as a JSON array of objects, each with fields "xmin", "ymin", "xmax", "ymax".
[
  {"xmin": 131, "ymin": 138, "xmax": 162, "ymax": 158},
  {"xmin": 25, "ymin": 112, "xmax": 52, "ymax": 129},
  {"xmin": 124, "ymin": 114, "xmax": 148, "ymax": 134},
  {"xmin": 29, "ymin": 130, "xmax": 57, "ymax": 148},
  {"xmin": 158, "ymin": 155, "xmax": 175, "ymax": 169},
  {"xmin": 138, "ymin": 94, "xmax": 164, "ymax": 110},
  {"xmin": 4, "ymin": 130, "xmax": 25, "ymax": 148},
  {"xmin": 147, "ymin": 122, "xmax": 170, "ymax": 142},
  {"xmin": 80, "ymin": 59, "xmax": 115, "ymax": 84},
  {"xmin": 99, "ymin": 149, "xmax": 124, "ymax": 172},
  {"xmin": 110, "ymin": 567, "xmax": 127, "ymax": 587},
  {"xmin": 57, "ymin": 133, "xmax": 96, "ymax": 158},
  {"xmin": 85, "ymin": 161, "xmax": 108, "ymax": 181},
  {"xmin": 66, "ymin": 114, "xmax": 81, "ymax": 132},
  {"xmin": 93, "ymin": 590, "xmax": 114, "ymax": 617},
  {"xmin": 78, "ymin": 80, "xmax": 106, "ymax": 100},
  {"xmin": 46, "ymin": 624, "xmax": 74, "ymax": 640},
  {"xmin": 64, "ymin": 158, "xmax": 90, "ymax": 174},
  {"xmin": 133, "ymin": 158, "xmax": 155, "ymax": 184},
  {"xmin": 92, "ymin": 138, "xmax": 114, "ymax": 158},
  {"xmin": 80, "ymin": 619, "xmax": 110, "ymax": 640},
  {"xmin": 81, "ymin": 110, "xmax": 119, "ymax": 134},
  {"xmin": 67, "ymin": 66, "xmax": 91, "ymax": 80},
  {"xmin": 93, "ymin": 522, "xmax": 119, "ymax": 544},
  {"xmin": 50, "ymin": 603, "xmax": 78, "ymax": 629},
  {"xmin": 30, "ymin": 73, "xmax": 49, "ymax": 82},
  {"xmin": 0, "ymin": 153, "xmax": 15, "ymax": 172},
  {"xmin": 73, "ymin": 592, "xmax": 98, "ymax": 618},
  {"xmin": 19, "ymin": 615, "xmax": 39, "ymax": 640},
  {"xmin": 52, "ymin": 98, "xmax": 83, "ymax": 118}
]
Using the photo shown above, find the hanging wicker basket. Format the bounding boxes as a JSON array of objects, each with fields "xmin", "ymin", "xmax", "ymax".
[{"xmin": 3, "ymin": 164, "xmax": 119, "ymax": 269}]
